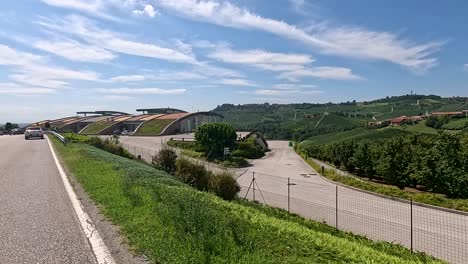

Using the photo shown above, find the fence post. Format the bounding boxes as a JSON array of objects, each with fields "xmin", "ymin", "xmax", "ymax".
[
  {"xmin": 288, "ymin": 178, "xmax": 290, "ymax": 213},
  {"xmin": 410, "ymin": 199, "xmax": 414, "ymax": 252},
  {"xmin": 321, "ymin": 166, "xmax": 325, "ymax": 175},
  {"xmin": 335, "ymin": 185, "xmax": 338, "ymax": 228},
  {"xmin": 252, "ymin": 171, "xmax": 256, "ymax": 202}
]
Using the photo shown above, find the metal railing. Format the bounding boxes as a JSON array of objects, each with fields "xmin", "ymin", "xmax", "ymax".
[{"xmin": 44, "ymin": 131, "xmax": 67, "ymax": 145}]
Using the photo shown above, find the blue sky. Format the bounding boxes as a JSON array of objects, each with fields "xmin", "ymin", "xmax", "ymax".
[{"xmin": 0, "ymin": 0, "xmax": 467, "ymax": 122}]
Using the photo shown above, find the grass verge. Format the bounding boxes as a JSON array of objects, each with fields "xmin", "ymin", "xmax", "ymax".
[
  {"xmin": 301, "ymin": 154, "xmax": 468, "ymax": 213},
  {"xmin": 51, "ymin": 138, "xmax": 442, "ymax": 264}
]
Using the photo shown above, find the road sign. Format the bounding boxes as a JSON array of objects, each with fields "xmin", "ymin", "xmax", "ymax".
[{"xmin": 224, "ymin": 147, "xmax": 230, "ymax": 155}]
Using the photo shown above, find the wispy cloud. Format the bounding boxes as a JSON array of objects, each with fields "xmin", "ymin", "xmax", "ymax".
[
  {"xmin": 279, "ymin": 67, "xmax": 362, "ymax": 81},
  {"xmin": 33, "ymin": 38, "xmax": 117, "ymax": 63},
  {"xmin": 133, "ymin": 4, "xmax": 158, "ymax": 18},
  {"xmin": 108, "ymin": 75, "xmax": 146, "ymax": 82},
  {"xmin": 208, "ymin": 48, "xmax": 312, "ymax": 72},
  {"xmin": 156, "ymin": 0, "xmax": 443, "ymax": 72},
  {"xmin": 96, "ymin": 87, "xmax": 187, "ymax": 95},
  {"xmin": 219, "ymin": 78, "xmax": 256, "ymax": 87},
  {"xmin": 40, "ymin": 0, "xmax": 123, "ymax": 22},
  {"xmin": 464, "ymin": 64, "xmax": 468, "ymax": 71},
  {"xmin": 0, "ymin": 82, "xmax": 56, "ymax": 95},
  {"xmin": 37, "ymin": 15, "xmax": 197, "ymax": 64},
  {"xmin": 0, "ymin": 44, "xmax": 99, "ymax": 90}
]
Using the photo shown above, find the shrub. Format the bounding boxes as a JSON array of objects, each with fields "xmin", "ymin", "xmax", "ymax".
[
  {"xmin": 87, "ymin": 136, "xmax": 134, "ymax": 159},
  {"xmin": 232, "ymin": 142, "xmax": 264, "ymax": 159},
  {"xmin": 175, "ymin": 158, "xmax": 211, "ymax": 191},
  {"xmin": 152, "ymin": 148, "xmax": 178, "ymax": 174},
  {"xmin": 221, "ymin": 157, "xmax": 249, "ymax": 168},
  {"xmin": 63, "ymin": 133, "xmax": 91, "ymax": 144},
  {"xmin": 209, "ymin": 172, "xmax": 240, "ymax": 200}
]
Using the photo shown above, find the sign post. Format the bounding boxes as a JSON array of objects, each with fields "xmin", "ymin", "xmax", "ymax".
[{"xmin": 223, "ymin": 147, "xmax": 230, "ymax": 160}]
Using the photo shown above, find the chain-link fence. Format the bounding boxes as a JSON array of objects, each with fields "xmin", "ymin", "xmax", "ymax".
[{"xmin": 238, "ymin": 171, "xmax": 468, "ymax": 264}]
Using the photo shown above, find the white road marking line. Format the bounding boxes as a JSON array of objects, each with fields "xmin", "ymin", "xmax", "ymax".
[{"xmin": 46, "ymin": 137, "xmax": 116, "ymax": 264}]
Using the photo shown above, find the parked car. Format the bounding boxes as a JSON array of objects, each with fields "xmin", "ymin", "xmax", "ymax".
[
  {"xmin": 25, "ymin": 127, "xmax": 44, "ymax": 140},
  {"xmin": 11, "ymin": 128, "xmax": 24, "ymax": 135},
  {"xmin": 0, "ymin": 130, "xmax": 4, "ymax": 136},
  {"xmin": 113, "ymin": 130, "xmax": 122, "ymax": 136},
  {"xmin": 121, "ymin": 130, "xmax": 130, "ymax": 136}
]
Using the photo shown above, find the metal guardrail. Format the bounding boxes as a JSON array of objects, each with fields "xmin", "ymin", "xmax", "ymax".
[{"xmin": 44, "ymin": 131, "xmax": 67, "ymax": 145}]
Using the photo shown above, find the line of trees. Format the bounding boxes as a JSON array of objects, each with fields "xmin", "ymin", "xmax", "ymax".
[{"xmin": 299, "ymin": 133, "xmax": 468, "ymax": 198}]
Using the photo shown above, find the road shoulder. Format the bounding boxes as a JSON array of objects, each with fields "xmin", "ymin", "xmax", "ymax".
[{"xmin": 48, "ymin": 137, "xmax": 149, "ymax": 264}]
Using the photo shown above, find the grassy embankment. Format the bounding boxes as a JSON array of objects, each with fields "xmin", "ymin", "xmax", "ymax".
[
  {"xmin": 80, "ymin": 121, "xmax": 117, "ymax": 135},
  {"xmin": 299, "ymin": 153, "xmax": 468, "ymax": 212},
  {"xmin": 51, "ymin": 138, "xmax": 441, "ymax": 264},
  {"xmin": 133, "ymin": 119, "xmax": 174, "ymax": 136}
]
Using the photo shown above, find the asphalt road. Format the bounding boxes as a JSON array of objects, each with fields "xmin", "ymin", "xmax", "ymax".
[
  {"xmin": 119, "ymin": 136, "xmax": 468, "ymax": 264},
  {"xmin": 0, "ymin": 135, "xmax": 96, "ymax": 264}
]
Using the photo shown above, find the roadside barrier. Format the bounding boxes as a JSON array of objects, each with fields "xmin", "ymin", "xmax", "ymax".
[{"xmin": 44, "ymin": 131, "xmax": 67, "ymax": 145}]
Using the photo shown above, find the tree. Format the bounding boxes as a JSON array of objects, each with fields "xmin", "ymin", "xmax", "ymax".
[
  {"xmin": 5, "ymin": 122, "xmax": 16, "ymax": 131},
  {"xmin": 376, "ymin": 139, "xmax": 411, "ymax": 189},
  {"xmin": 351, "ymin": 140, "xmax": 376, "ymax": 178},
  {"xmin": 195, "ymin": 123, "xmax": 237, "ymax": 159}
]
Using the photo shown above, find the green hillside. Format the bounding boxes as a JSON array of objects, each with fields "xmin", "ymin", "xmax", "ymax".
[{"xmin": 215, "ymin": 95, "xmax": 466, "ymax": 140}]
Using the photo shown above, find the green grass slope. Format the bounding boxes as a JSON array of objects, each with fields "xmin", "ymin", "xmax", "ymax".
[
  {"xmin": 134, "ymin": 119, "xmax": 174, "ymax": 136},
  {"xmin": 442, "ymin": 117, "xmax": 468, "ymax": 130},
  {"xmin": 80, "ymin": 121, "xmax": 117, "ymax": 135},
  {"xmin": 51, "ymin": 139, "xmax": 440, "ymax": 264}
]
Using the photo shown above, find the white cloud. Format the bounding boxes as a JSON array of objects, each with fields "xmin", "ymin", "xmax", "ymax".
[
  {"xmin": 278, "ymin": 67, "xmax": 362, "ymax": 81},
  {"xmin": 219, "ymin": 78, "xmax": 256, "ymax": 87},
  {"xmin": 0, "ymin": 82, "xmax": 56, "ymax": 95},
  {"xmin": 33, "ymin": 39, "xmax": 116, "ymax": 63},
  {"xmin": 0, "ymin": 44, "xmax": 42, "ymax": 66},
  {"xmin": 37, "ymin": 15, "xmax": 197, "ymax": 64},
  {"xmin": 40, "ymin": 0, "xmax": 122, "ymax": 22},
  {"xmin": 97, "ymin": 87, "xmax": 186, "ymax": 95},
  {"xmin": 10, "ymin": 74, "xmax": 68, "ymax": 89},
  {"xmin": 0, "ymin": 44, "xmax": 99, "ymax": 90},
  {"xmin": 208, "ymin": 48, "xmax": 312, "ymax": 73},
  {"xmin": 109, "ymin": 75, "xmax": 146, "ymax": 82},
  {"xmin": 133, "ymin": 4, "xmax": 158, "ymax": 18},
  {"xmin": 156, "ymin": 0, "xmax": 442, "ymax": 72},
  {"xmin": 209, "ymin": 48, "xmax": 313, "ymax": 65}
]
